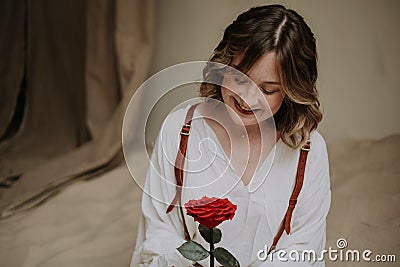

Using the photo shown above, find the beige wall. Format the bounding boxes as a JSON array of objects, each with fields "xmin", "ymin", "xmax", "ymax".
[{"xmin": 146, "ymin": 0, "xmax": 400, "ymax": 144}]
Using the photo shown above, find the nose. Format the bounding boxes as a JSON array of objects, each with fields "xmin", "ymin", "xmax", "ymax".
[{"xmin": 237, "ymin": 83, "xmax": 260, "ymax": 108}]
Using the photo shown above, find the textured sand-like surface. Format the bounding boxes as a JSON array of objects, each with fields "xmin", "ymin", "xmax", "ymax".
[
  {"xmin": 0, "ymin": 162, "xmax": 144, "ymax": 267},
  {"xmin": 325, "ymin": 135, "xmax": 399, "ymax": 266}
]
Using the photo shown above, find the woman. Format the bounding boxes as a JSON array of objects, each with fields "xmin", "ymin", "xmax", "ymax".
[{"xmin": 131, "ymin": 5, "xmax": 330, "ymax": 267}]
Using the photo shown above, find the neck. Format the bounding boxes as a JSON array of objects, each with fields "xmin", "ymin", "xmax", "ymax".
[
  {"xmin": 245, "ymin": 118, "xmax": 277, "ymax": 139},
  {"xmin": 210, "ymin": 102, "xmax": 279, "ymax": 142}
]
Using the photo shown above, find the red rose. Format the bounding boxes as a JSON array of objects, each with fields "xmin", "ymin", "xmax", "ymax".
[{"xmin": 184, "ymin": 196, "xmax": 237, "ymax": 229}]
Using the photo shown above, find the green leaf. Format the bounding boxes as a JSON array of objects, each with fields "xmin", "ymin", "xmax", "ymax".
[
  {"xmin": 198, "ymin": 224, "xmax": 222, "ymax": 244},
  {"xmin": 214, "ymin": 247, "xmax": 240, "ymax": 267},
  {"xmin": 177, "ymin": 241, "xmax": 209, "ymax": 261}
]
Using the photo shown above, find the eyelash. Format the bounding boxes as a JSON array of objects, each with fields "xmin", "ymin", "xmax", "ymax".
[
  {"xmin": 260, "ymin": 88, "xmax": 276, "ymax": 95},
  {"xmin": 233, "ymin": 78, "xmax": 277, "ymax": 95}
]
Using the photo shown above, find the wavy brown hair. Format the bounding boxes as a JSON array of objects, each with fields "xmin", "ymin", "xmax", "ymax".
[{"xmin": 199, "ymin": 5, "xmax": 322, "ymax": 149}]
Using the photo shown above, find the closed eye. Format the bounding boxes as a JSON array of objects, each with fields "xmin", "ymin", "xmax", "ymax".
[{"xmin": 260, "ymin": 87, "xmax": 278, "ymax": 95}]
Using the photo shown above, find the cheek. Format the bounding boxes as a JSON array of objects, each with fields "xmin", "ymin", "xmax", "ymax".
[
  {"xmin": 265, "ymin": 95, "xmax": 284, "ymax": 113},
  {"xmin": 221, "ymin": 87, "xmax": 233, "ymax": 101}
]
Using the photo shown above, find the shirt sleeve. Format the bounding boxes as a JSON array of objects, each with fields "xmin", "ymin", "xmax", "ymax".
[
  {"xmin": 259, "ymin": 132, "xmax": 331, "ymax": 267},
  {"xmin": 130, "ymin": 113, "xmax": 196, "ymax": 267}
]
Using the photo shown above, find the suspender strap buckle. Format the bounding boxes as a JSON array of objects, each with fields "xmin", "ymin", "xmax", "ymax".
[
  {"xmin": 301, "ymin": 141, "xmax": 311, "ymax": 151},
  {"xmin": 180, "ymin": 123, "xmax": 191, "ymax": 136}
]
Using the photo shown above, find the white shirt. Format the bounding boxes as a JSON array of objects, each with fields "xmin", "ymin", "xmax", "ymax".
[{"xmin": 131, "ymin": 105, "xmax": 331, "ymax": 267}]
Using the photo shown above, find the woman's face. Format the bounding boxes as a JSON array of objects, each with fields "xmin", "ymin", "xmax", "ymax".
[{"xmin": 221, "ymin": 52, "xmax": 284, "ymax": 127}]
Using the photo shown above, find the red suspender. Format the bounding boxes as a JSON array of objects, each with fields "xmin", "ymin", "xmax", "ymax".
[
  {"xmin": 166, "ymin": 104, "xmax": 199, "ymax": 241},
  {"xmin": 268, "ymin": 140, "xmax": 311, "ymax": 253},
  {"xmin": 166, "ymin": 104, "xmax": 311, "ymax": 247}
]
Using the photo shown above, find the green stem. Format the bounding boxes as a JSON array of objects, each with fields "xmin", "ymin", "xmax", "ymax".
[{"xmin": 209, "ymin": 228, "xmax": 214, "ymax": 267}]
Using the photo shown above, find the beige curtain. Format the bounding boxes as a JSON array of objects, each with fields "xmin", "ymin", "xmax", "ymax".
[{"xmin": 0, "ymin": 0, "xmax": 154, "ymax": 218}]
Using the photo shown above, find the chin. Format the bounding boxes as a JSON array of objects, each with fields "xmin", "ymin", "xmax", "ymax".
[
  {"xmin": 228, "ymin": 111, "xmax": 272, "ymax": 127},
  {"xmin": 239, "ymin": 117, "xmax": 259, "ymax": 126}
]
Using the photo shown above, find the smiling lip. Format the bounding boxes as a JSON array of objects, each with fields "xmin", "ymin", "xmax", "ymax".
[{"xmin": 233, "ymin": 98, "xmax": 254, "ymax": 115}]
